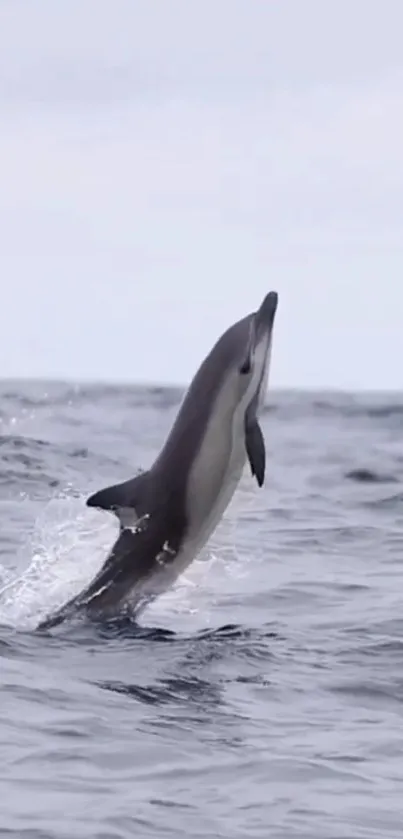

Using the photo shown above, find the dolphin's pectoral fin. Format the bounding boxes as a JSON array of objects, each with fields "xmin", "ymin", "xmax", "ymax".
[
  {"xmin": 245, "ymin": 419, "xmax": 266, "ymax": 487},
  {"xmin": 86, "ymin": 470, "xmax": 150, "ymax": 527}
]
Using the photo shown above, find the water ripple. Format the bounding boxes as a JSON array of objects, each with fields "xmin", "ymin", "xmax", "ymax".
[{"xmin": 1, "ymin": 383, "xmax": 403, "ymax": 837}]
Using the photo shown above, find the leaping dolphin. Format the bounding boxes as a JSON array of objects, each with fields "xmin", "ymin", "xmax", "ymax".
[{"xmin": 37, "ymin": 291, "xmax": 279, "ymax": 630}]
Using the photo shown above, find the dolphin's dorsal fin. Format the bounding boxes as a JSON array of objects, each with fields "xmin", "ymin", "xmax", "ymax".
[{"xmin": 86, "ymin": 470, "xmax": 150, "ymax": 529}]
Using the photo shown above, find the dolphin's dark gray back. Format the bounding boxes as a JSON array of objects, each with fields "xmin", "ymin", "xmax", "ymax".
[
  {"xmin": 152, "ymin": 314, "xmax": 252, "ymax": 486},
  {"xmin": 87, "ymin": 313, "xmax": 253, "ymax": 522}
]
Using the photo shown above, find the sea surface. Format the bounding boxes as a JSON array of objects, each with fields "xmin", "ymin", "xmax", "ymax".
[{"xmin": 1, "ymin": 381, "xmax": 403, "ymax": 838}]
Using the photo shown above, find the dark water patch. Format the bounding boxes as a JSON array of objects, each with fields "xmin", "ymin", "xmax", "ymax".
[
  {"xmin": 0, "ymin": 434, "xmax": 50, "ymax": 451},
  {"xmin": 141, "ymin": 385, "xmax": 184, "ymax": 409},
  {"xmin": 345, "ymin": 468, "xmax": 399, "ymax": 484},
  {"xmin": 98, "ymin": 679, "xmax": 173, "ymax": 705},
  {"xmin": 94, "ymin": 618, "xmax": 178, "ymax": 642},
  {"xmin": 342, "ymin": 618, "xmax": 403, "ymax": 643},
  {"xmin": 99, "ymin": 675, "xmax": 222, "ymax": 708},
  {"xmin": 68, "ymin": 446, "xmax": 90, "ymax": 459},
  {"xmin": 0, "ymin": 384, "xmax": 77, "ymax": 408},
  {"xmin": 329, "ymin": 678, "xmax": 403, "ymax": 707},
  {"xmin": 2, "ymin": 452, "xmax": 44, "ymax": 470},
  {"xmin": 364, "ymin": 404, "xmax": 403, "ymax": 419},
  {"xmin": 0, "ymin": 467, "xmax": 60, "ymax": 489},
  {"xmin": 363, "ymin": 492, "xmax": 403, "ymax": 509},
  {"xmin": 280, "ymin": 394, "xmax": 403, "ymax": 423},
  {"xmin": 312, "ymin": 398, "xmax": 341, "ymax": 412},
  {"xmin": 35, "ymin": 613, "xmax": 179, "ymax": 641},
  {"xmin": 278, "ymin": 523, "xmax": 379, "ymax": 543},
  {"xmin": 261, "ymin": 392, "xmax": 403, "ymax": 422},
  {"xmin": 317, "ymin": 401, "xmax": 403, "ymax": 421},
  {"xmin": 35, "ymin": 615, "xmax": 280, "ymax": 646},
  {"xmin": 0, "ymin": 435, "xmax": 63, "ymax": 488},
  {"xmin": 340, "ymin": 399, "xmax": 403, "ymax": 421},
  {"xmin": 233, "ymin": 673, "xmax": 272, "ymax": 685},
  {"xmin": 0, "ymin": 464, "xmax": 60, "ymax": 487},
  {"xmin": 195, "ymin": 622, "xmax": 278, "ymax": 640},
  {"xmin": 261, "ymin": 403, "xmax": 279, "ymax": 415},
  {"xmin": 0, "ymin": 636, "xmax": 16, "ymax": 655},
  {"xmin": 346, "ymin": 639, "xmax": 403, "ymax": 659}
]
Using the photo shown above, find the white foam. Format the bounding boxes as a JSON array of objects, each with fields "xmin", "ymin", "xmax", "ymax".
[
  {"xmin": 0, "ymin": 491, "xmax": 246, "ymax": 631},
  {"xmin": 0, "ymin": 490, "xmax": 117, "ymax": 629}
]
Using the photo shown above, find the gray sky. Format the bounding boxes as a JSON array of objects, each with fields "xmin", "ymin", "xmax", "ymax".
[{"xmin": 0, "ymin": 0, "xmax": 402, "ymax": 389}]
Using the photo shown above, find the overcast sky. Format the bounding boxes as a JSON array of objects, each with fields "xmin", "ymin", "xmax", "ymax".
[{"xmin": 0, "ymin": 0, "xmax": 402, "ymax": 390}]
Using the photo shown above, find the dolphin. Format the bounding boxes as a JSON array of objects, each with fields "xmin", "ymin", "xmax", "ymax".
[{"xmin": 37, "ymin": 291, "xmax": 278, "ymax": 631}]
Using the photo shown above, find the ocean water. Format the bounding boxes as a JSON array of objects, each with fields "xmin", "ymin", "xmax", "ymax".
[{"xmin": 1, "ymin": 380, "xmax": 403, "ymax": 838}]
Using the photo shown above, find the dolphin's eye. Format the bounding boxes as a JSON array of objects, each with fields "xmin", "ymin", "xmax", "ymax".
[{"xmin": 239, "ymin": 358, "xmax": 251, "ymax": 375}]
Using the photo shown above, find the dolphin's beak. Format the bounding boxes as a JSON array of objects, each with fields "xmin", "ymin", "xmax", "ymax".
[{"xmin": 239, "ymin": 291, "xmax": 278, "ymax": 374}]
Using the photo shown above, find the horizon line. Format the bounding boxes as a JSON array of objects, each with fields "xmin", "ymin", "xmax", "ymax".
[{"xmin": 0, "ymin": 375, "xmax": 401, "ymax": 396}]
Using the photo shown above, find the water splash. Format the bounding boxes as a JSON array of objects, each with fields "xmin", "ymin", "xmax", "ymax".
[
  {"xmin": 0, "ymin": 486, "xmax": 248, "ymax": 632},
  {"xmin": 0, "ymin": 488, "xmax": 117, "ymax": 629}
]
